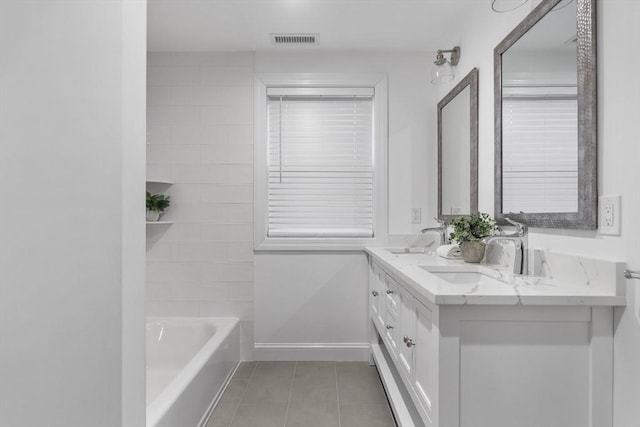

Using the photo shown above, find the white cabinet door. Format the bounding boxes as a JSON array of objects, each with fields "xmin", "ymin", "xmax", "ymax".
[
  {"xmin": 383, "ymin": 306, "xmax": 400, "ymax": 360},
  {"xmin": 413, "ymin": 301, "xmax": 436, "ymax": 426},
  {"xmin": 397, "ymin": 285, "xmax": 416, "ymax": 387},
  {"xmin": 369, "ymin": 262, "xmax": 386, "ymax": 330},
  {"xmin": 369, "ymin": 261, "xmax": 380, "ymax": 321}
]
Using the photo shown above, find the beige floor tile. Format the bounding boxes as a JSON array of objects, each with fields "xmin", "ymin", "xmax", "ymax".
[
  {"xmin": 232, "ymin": 362, "xmax": 257, "ymax": 380},
  {"xmin": 285, "ymin": 401, "xmax": 340, "ymax": 427},
  {"xmin": 294, "ymin": 362, "xmax": 337, "ymax": 381},
  {"xmin": 230, "ymin": 403, "xmax": 288, "ymax": 427},
  {"xmin": 251, "ymin": 361, "xmax": 296, "ymax": 380},
  {"xmin": 339, "ymin": 404, "xmax": 396, "ymax": 427},
  {"xmin": 290, "ymin": 380, "xmax": 338, "ymax": 405},
  {"xmin": 290, "ymin": 362, "xmax": 337, "ymax": 405},
  {"xmin": 204, "ymin": 380, "xmax": 248, "ymax": 427},
  {"xmin": 337, "ymin": 370, "xmax": 387, "ymax": 406},
  {"xmin": 206, "ymin": 361, "xmax": 395, "ymax": 427},
  {"xmin": 240, "ymin": 375, "xmax": 292, "ymax": 405}
]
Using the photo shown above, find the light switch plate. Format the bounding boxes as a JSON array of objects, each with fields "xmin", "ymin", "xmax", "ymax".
[
  {"xmin": 599, "ymin": 195, "xmax": 621, "ymax": 235},
  {"xmin": 411, "ymin": 208, "xmax": 422, "ymax": 224}
]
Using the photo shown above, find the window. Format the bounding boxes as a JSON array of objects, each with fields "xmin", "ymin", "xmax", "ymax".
[{"xmin": 254, "ymin": 75, "xmax": 387, "ymax": 249}]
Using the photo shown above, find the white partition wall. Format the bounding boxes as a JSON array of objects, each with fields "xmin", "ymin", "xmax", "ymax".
[{"xmin": 0, "ymin": 2, "xmax": 147, "ymax": 426}]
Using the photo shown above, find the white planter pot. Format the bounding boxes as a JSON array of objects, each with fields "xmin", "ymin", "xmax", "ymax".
[
  {"xmin": 146, "ymin": 210, "xmax": 161, "ymax": 221},
  {"xmin": 460, "ymin": 241, "xmax": 486, "ymax": 263}
]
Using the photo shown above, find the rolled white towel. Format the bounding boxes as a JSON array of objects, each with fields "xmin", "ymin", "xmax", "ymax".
[{"xmin": 436, "ymin": 244, "xmax": 462, "ymax": 259}]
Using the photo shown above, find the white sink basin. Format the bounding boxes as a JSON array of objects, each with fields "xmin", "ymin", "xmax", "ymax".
[
  {"xmin": 385, "ymin": 247, "xmax": 428, "ymax": 255},
  {"xmin": 420, "ymin": 266, "xmax": 511, "ymax": 287},
  {"xmin": 430, "ymin": 271, "xmax": 500, "ymax": 285}
]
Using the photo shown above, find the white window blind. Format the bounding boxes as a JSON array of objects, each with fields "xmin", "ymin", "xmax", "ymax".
[
  {"xmin": 266, "ymin": 87, "xmax": 375, "ymax": 238},
  {"xmin": 502, "ymin": 86, "xmax": 578, "ymax": 213}
]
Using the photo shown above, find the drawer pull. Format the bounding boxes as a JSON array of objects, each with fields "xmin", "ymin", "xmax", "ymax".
[
  {"xmin": 405, "ymin": 338, "xmax": 415, "ymax": 347},
  {"xmin": 371, "ymin": 291, "xmax": 379, "ymax": 297},
  {"xmin": 386, "ymin": 289, "xmax": 394, "ymax": 295},
  {"xmin": 385, "ymin": 324, "xmax": 394, "ymax": 329}
]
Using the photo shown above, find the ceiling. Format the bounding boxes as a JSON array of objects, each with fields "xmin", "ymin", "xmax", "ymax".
[{"xmin": 148, "ymin": 0, "xmax": 486, "ymax": 52}]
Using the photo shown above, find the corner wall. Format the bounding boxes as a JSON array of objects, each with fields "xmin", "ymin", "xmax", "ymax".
[
  {"xmin": 0, "ymin": 2, "xmax": 146, "ymax": 426},
  {"xmin": 429, "ymin": 1, "xmax": 640, "ymax": 424}
]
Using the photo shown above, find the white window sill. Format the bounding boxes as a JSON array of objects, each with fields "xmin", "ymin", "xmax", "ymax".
[{"xmin": 254, "ymin": 237, "xmax": 383, "ymax": 252}]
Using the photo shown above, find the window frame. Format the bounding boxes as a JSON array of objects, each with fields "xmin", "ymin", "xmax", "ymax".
[{"xmin": 254, "ymin": 73, "xmax": 388, "ymax": 251}]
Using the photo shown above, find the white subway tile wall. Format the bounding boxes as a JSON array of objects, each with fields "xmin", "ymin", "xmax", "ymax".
[{"xmin": 146, "ymin": 52, "xmax": 255, "ymax": 358}]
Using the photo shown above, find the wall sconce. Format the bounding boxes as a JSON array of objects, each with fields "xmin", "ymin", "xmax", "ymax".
[
  {"xmin": 430, "ymin": 46, "xmax": 460, "ymax": 85},
  {"xmin": 491, "ymin": 0, "xmax": 529, "ymax": 13}
]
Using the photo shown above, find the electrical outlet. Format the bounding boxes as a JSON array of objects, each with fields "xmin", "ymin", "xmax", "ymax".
[
  {"xmin": 411, "ymin": 208, "xmax": 422, "ymax": 224},
  {"xmin": 599, "ymin": 195, "xmax": 621, "ymax": 235},
  {"xmin": 604, "ymin": 204, "xmax": 614, "ymax": 227}
]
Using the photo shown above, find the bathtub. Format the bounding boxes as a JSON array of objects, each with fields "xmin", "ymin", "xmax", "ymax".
[{"xmin": 146, "ymin": 317, "xmax": 240, "ymax": 427}]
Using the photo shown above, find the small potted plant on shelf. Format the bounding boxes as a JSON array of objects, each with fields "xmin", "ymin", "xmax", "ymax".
[
  {"xmin": 146, "ymin": 191, "xmax": 170, "ymax": 221},
  {"xmin": 449, "ymin": 212, "xmax": 497, "ymax": 263}
]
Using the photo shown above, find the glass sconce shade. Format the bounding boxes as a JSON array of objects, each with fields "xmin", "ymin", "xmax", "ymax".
[{"xmin": 431, "ymin": 61, "xmax": 455, "ymax": 85}]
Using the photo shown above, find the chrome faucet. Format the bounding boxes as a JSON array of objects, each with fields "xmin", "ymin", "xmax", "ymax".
[
  {"xmin": 421, "ymin": 218, "xmax": 448, "ymax": 246},
  {"xmin": 482, "ymin": 217, "xmax": 528, "ymax": 275}
]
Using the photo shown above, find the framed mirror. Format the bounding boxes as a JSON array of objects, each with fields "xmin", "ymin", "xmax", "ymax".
[
  {"xmin": 438, "ymin": 68, "xmax": 479, "ymax": 221},
  {"xmin": 494, "ymin": 0, "xmax": 597, "ymax": 229}
]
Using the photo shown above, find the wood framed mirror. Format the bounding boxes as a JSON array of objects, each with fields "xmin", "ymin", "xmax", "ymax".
[
  {"xmin": 494, "ymin": 0, "xmax": 597, "ymax": 229},
  {"xmin": 438, "ymin": 68, "xmax": 479, "ymax": 221}
]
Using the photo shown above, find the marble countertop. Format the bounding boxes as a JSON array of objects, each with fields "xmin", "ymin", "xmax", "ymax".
[{"xmin": 366, "ymin": 246, "xmax": 627, "ymax": 307}]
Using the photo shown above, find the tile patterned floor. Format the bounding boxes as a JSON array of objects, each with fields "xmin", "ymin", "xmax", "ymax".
[{"xmin": 205, "ymin": 361, "xmax": 397, "ymax": 427}]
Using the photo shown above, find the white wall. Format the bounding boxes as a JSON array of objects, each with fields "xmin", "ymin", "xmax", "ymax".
[
  {"xmin": 253, "ymin": 52, "xmax": 433, "ymax": 360},
  {"xmin": 122, "ymin": 1, "xmax": 148, "ymax": 425},
  {"xmin": 430, "ymin": 1, "xmax": 640, "ymax": 425},
  {"xmin": 254, "ymin": 253, "xmax": 370, "ymax": 360},
  {"xmin": 0, "ymin": 2, "xmax": 146, "ymax": 427},
  {"xmin": 146, "ymin": 51, "xmax": 255, "ymax": 358}
]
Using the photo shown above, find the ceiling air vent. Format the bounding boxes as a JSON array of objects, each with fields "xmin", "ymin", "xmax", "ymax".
[{"xmin": 271, "ymin": 33, "xmax": 319, "ymax": 46}]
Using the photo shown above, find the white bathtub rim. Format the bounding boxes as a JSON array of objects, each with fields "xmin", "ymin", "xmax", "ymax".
[{"xmin": 146, "ymin": 316, "xmax": 240, "ymax": 427}]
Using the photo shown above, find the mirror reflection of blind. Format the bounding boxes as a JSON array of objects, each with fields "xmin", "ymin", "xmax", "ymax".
[
  {"xmin": 266, "ymin": 88, "xmax": 374, "ymax": 238},
  {"xmin": 502, "ymin": 84, "xmax": 578, "ymax": 213}
]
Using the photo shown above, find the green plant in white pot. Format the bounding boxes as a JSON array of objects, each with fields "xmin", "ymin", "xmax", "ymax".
[
  {"xmin": 449, "ymin": 212, "xmax": 496, "ymax": 263},
  {"xmin": 146, "ymin": 191, "xmax": 170, "ymax": 221}
]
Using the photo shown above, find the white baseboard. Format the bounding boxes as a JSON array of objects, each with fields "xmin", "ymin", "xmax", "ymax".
[{"xmin": 254, "ymin": 342, "xmax": 369, "ymax": 361}]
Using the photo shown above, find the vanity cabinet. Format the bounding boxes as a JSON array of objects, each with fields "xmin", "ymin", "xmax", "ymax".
[
  {"xmin": 370, "ymin": 260, "xmax": 438, "ymax": 426},
  {"xmin": 368, "ymin": 257, "xmax": 615, "ymax": 427}
]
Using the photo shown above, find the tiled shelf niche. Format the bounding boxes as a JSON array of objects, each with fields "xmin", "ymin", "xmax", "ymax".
[{"xmin": 146, "ymin": 179, "xmax": 173, "ymax": 227}]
